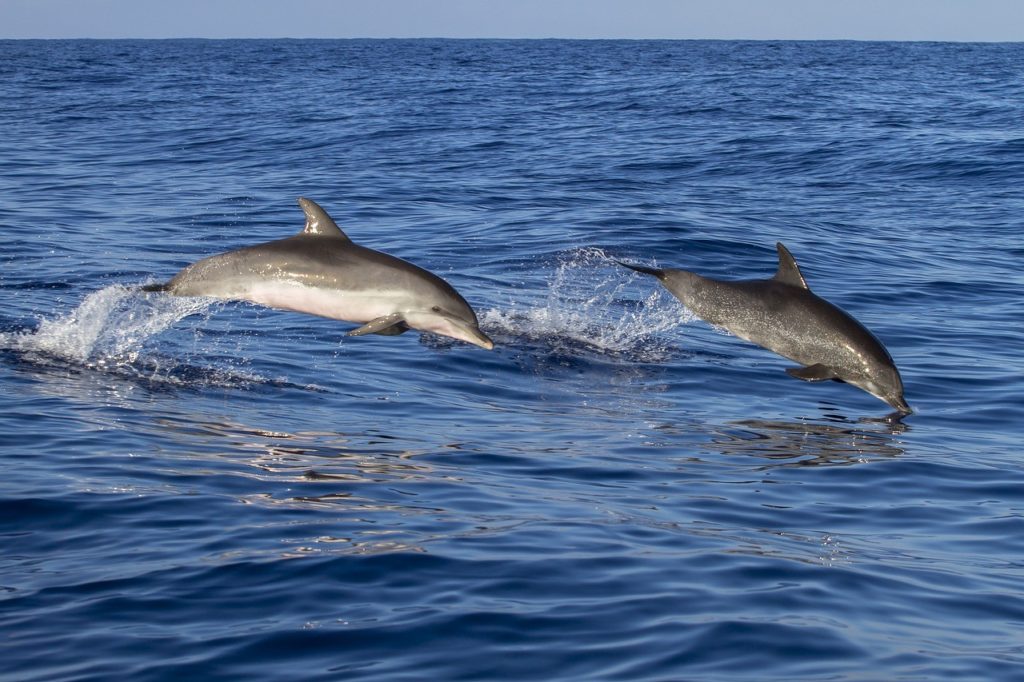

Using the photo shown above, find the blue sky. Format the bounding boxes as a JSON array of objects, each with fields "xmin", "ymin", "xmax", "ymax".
[{"xmin": 2, "ymin": 0, "xmax": 1023, "ymax": 41}]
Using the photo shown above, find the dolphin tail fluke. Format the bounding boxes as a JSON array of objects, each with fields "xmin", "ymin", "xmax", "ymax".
[{"xmin": 616, "ymin": 260, "xmax": 666, "ymax": 279}]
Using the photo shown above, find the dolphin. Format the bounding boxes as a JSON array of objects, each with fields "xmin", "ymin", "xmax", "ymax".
[
  {"xmin": 619, "ymin": 243, "xmax": 910, "ymax": 414},
  {"xmin": 143, "ymin": 198, "xmax": 494, "ymax": 350}
]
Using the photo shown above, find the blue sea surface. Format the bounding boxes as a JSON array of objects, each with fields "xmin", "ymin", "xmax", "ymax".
[{"xmin": 1, "ymin": 39, "xmax": 1023, "ymax": 681}]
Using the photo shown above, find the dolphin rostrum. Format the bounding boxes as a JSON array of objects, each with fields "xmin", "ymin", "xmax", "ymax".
[
  {"xmin": 619, "ymin": 243, "xmax": 910, "ymax": 414},
  {"xmin": 144, "ymin": 198, "xmax": 494, "ymax": 350}
]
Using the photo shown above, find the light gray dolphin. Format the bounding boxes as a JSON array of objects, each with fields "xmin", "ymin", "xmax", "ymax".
[
  {"xmin": 619, "ymin": 243, "xmax": 910, "ymax": 414},
  {"xmin": 144, "ymin": 198, "xmax": 494, "ymax": 350}
]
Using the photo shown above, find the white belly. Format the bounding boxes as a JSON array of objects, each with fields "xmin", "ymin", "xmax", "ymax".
[{"xmin": 238, "ymin": 280, "xmax": 405, "ymax": 323}]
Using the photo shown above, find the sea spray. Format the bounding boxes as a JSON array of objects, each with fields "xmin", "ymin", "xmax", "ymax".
[
  {"xmin": 2, "ymin": 284, "xmax": 214, "ymax": 367},
  {"xmin": 480, "ymin": 247, "xmax": 691, "ymax": 362},
  {"xmin": 0, "ymin": 285, "xmax": 329, "ymax": 391}
]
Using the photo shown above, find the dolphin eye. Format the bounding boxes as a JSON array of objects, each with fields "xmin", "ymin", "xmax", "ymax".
[{"xmin": 431, "ymin": 306, "xmax": 442, "ymax": 313}]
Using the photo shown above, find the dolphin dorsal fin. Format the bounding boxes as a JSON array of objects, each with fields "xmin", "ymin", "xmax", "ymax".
[
  {"xmin": 773, "ymin": 242, "xmax": 809, "ymax": 289},
  {"xmin": 297, "ymin": 197, "xmax": 350, "ymax": 239}
]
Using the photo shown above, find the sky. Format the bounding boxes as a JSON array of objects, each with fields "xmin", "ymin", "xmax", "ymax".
[{"xmin": 1, "ymin": 0, "xmax": 1023, "ymax": 41}]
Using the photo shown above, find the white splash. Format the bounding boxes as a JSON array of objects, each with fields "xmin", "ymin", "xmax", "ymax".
[
  {"xmin": 480, "ymin": 247, "xmax": 691, "ymax": 361},
  {"xmin": 1, "ymin": 284, "xmax": 213, "ymax": 368}
]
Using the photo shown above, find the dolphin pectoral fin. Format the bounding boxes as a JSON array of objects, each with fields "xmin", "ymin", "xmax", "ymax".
[
  {"xmin": 371, "ymin": 322, "xmax": 410, "ymax": 336},
  {"xmin": 786, "ymin": 364, "xmax": 843, "ymax": 382},
  {"xmin": 347, "ymin": 313, "xmax": 409, "ymax": 337}
]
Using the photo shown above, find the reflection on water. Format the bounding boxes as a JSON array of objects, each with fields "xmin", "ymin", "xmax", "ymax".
[
  {"xmin": 157, "ymin": 415, "xmax": 437, "ymax": 483},
  {"xmin": 686, "ymin": 522, "xmax": 858, "ymax": 568},
  {"xmin": 155, "ymin": 417, "xmax": 447, "ymax": 556},
  {"xmin": 710, "ymin": 415, "xmax": 907, "ymax": 467}
]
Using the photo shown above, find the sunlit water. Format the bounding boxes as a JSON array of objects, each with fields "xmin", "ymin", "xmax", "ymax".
[{"xmin": 2, "ymin": 39, "xmax": 1023, "ymax": 681}]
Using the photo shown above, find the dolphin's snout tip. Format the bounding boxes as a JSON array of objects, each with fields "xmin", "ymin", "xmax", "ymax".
[{"xmin": 451, "ymin": 322, "xmax": 494, "ymax": 350}]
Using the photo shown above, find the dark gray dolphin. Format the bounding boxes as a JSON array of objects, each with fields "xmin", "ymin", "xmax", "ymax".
[
  {"xmin": 620, "ymin": 243, "xmax": 910, "ymax": 414},
  {"xmin": 144, "ymin": 198, "xmax": 494, "ymax": 350}
]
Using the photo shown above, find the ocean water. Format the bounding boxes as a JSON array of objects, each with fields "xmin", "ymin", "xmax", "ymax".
[{"xmin": 1, "ymin": 38, "xmax": 1023, "ymax": 681}]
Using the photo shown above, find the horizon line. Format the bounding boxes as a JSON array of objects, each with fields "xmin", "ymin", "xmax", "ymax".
[{"xmin": 3, "ymin": 36, "xmax": 1022, "ymax": 43}]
